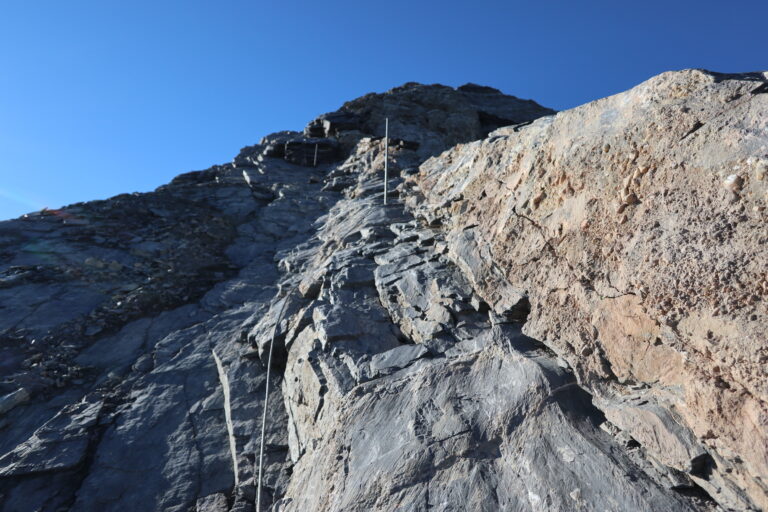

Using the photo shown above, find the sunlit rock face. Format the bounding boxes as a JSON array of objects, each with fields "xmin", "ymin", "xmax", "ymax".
[
  {"xmin": 406, "ymin": 70, "xmax": 768, "ymax": 511},
  {"xmin": 0, "ymin": 73, "xmax": 764, "ymax": 512}
]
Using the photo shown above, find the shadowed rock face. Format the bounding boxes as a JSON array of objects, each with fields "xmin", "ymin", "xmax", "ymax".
[{"xmin": 0, "ymin": 76, "xmax": 762, "ymax": 512}]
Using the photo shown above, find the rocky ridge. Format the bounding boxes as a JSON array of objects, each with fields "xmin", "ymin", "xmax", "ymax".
[{"xmin": 0, "ymin": 73, "xmax": 764, "ymax": 511}]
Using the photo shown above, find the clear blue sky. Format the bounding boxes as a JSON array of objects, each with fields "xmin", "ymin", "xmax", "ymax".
[{"xmin": 1, "ymin": 1, "xmax": 766, "ymax": 220}]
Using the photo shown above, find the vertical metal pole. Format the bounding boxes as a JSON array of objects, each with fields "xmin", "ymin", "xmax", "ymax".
[
  {"xmin": 313, "ymin": 143, "xmax": 318, "ymax": 167},
  {"xmin": 384, "ymin": 118, "xmax": 389, "ymax": 205}
]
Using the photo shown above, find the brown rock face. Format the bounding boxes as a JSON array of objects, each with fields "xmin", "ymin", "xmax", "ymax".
[{"xmin": 405, "ymin": 69, "xmax": 768, "ymax": 510}]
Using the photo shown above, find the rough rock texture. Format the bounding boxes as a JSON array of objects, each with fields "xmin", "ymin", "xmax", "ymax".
[
  {"xmin": 406, "ymin": 70, "xmax": 768, "ymax": 510},
  {"xmin": 0, "ymin": 74, "xmax": 763, "ymax": 512},
  {"xmin": 271, "ymin": 164, "xmax": 705, "ymax": 512},
  {"xmin": 0, "ymin": 156, "xmax": 333, "ymax": 511}
]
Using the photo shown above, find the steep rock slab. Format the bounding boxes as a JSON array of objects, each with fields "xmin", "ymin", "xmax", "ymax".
[
  {"xmin": 406, "ymin": 69, "xmax": 768, "ymax": 510},
  {"xmin": 273, "ymin": 142, "xmax": 711, "ymax": 511},
  {"xmin": 279, "ymin": 347, "xmax": 701, "ymax": 512}
]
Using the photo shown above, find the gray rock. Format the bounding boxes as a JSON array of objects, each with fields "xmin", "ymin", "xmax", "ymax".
[
  {"xmin": 368, "ymin": 343, "xmax": 429, "ymax": 376},
  {"xmin": 407, "ymin": 69, "xmax": 768, "ymax": 511},
  {"xmin": 233, "ymin": 144, "xmax": 264, "ymax": 167},
  {"xmin": 599, "ymin": 398, "xmax": 708, "ymax": 474},
  {"xmin": 196, "ymin": 493, "xmax": 229, "ymax": 512},
  {"xmin": 0, "ymin": 388, "xmax": 30, "ymax": 415},
  {"xmin": 305, "ymin": 111, "xmax": 362, "ymax": 138},
  {"xmin": 0, "ymin": 76, "xmax": 747, "ymax": 512},
  {"xmin": 0, "ymin": 394, "xmax": 102, "ymax": 477},
  {"xmin": 260, "ymin": 131, "xmax": 301, "ymax": 157},
  {"xmin": 284, "ymin": 138, "xmax": 340, "ymax": 166}
]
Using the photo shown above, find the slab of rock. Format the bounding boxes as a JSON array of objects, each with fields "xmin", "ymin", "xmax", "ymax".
[
  {"xmin": 0, "ymin": 395, "xmax": 102, "ymax": 476},
  {"xmin": 275, "ymin": 146, "xmax": 715, "ymax": 512},
  {"xmin": 368, "ymin": 343, "xmax": 429, "ymax": 376},
  {"xmin": 406, "ymin": 69, "xmax": 768, "ymax": 510},
  {"xmin": 0, "ymin": 388, "xmax": 30, "ymax": 415},
  {"xmin": 281, "ymin": 346, "xmax": 700, "ymax": 512}
]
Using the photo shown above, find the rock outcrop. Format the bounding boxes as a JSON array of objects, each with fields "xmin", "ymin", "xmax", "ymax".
[
  {"xmin": 405, "ymin": 70, "xmax": 768, "ymax": 510},
  {"xmin": 0, "ymin": 72, "xmax": 764, "ymax": 512}
]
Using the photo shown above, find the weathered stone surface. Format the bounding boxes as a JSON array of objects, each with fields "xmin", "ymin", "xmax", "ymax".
[
  {"xmin": 280, "ymin": 346, "xmax": 701, "ymax": 512},
  {"xmin": 284, "ymin": 137, "xmax": 340, "ymax": 166},
  {"xmin": 305, "ymin": 111, "xmax": 362, "ymax": 138},
  {"xmin": 233, "ymin": 143, "xmax": 264, "ymax": 167},
  {"xmin": 0, "ymin": 388, "xmax": 30, "ymax": 415},
  {"xmin": 260, "ymin": 131, "xmax": 301, "ymax": 158},
  {"xmin": 0, "ymin": 394, "xmax": 101, "ymax": 476},
  {"xmin": 599, "ymin": 398, "xmax": 707, "ymax": 474},
  {"xmin": 196, "ymin": 493, "xmax": 229, "ymax": 512},
  {"xmin": 406, "ymin": 69, "xmax": 768, "ymax": 510},
  {"xmin": 274, "ymin": 149, "xmax": 714, "ymax": 512},
  {"xmin": 368, "ymin": 343, "xmax": 429, "ymax": 376},
  {"xmin": 337, "ymin": 81, "xmax": 555, "ymax": 159},
  {"xmin": 0, "ymin": 154, "xmax": 336, "ymax": 511},
  {"xmin": 0, "ymin": 76, "xmax": 759, "ymax": 512}
]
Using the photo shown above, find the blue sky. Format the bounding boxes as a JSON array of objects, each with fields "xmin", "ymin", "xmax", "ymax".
[{"xmin": 1, "ymin": 0, "xmax": 766, "ymax": 220}]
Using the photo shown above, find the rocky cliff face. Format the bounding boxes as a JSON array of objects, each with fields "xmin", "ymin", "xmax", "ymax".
[
  {"xmin": 0, "ymin": 73, "xmax": 764, "ymax": 512},
  {"xmin": 405, "ymin": 70, "xmax": 768, "ymax": 511}
]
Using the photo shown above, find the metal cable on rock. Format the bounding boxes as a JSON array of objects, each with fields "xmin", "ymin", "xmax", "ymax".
[{"xmin": 256, "ymin": 284, "xmax": 291, "ymax": 511}]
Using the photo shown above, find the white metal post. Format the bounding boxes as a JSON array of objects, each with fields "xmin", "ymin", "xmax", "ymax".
[{"xmin": 384, "ymin": 118, "xmax": 389, "ymax": 205}]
